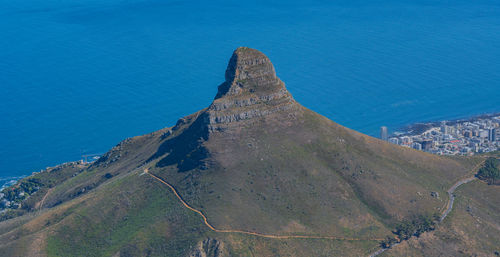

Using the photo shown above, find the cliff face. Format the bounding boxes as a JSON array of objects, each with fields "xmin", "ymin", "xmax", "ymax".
[
  {"xmin": 215, "ymin": 47, "xmax": 282, "ymax": 99},
  {"xmin": 151, "ymin": 47, "xmax": 300, "ymax": 171},
  {"xmin": 204, "ymin": 47, "xmax": 297, "ymax": 132}
]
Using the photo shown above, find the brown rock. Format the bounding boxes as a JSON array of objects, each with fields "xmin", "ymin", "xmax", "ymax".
[{"xmin": 206, "ymin": 47, "xmax": 298, "ymax": 132}]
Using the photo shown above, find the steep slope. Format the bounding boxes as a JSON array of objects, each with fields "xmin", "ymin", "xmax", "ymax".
[
  {"xmin": 380, "ymin": 179, "xmax": 500, "ymax": 257},
  {"xmin": 146, "ymin": 47, "xmax": 478, "ymax": 236},
  {"xmin": 0, "ymin": 47, "xmax": 489, "ymax": 257}
]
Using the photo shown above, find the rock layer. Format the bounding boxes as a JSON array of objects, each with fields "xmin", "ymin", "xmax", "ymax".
[
  {"xmin": 205, "ymin": 47, "xmax": 298, "ymax": 132},
  {"xmin": 153, "ymin": 47, "xmax": 299, "ymax": 171}
]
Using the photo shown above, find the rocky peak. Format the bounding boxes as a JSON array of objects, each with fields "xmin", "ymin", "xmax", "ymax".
[
  {"xmin": 206, "ymin": 47, "xmax": 297, "ymax": 131},
  {"xmin": 215, "ymin": 47, "xmax": 282, "ymax": 99},
  {"xmin": 156, "ymin": 48, "xmax": 298, "ymax": 171}
]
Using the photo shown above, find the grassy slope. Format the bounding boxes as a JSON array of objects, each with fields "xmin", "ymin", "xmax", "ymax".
[
  {"xmin": 151, "ymin": 106, "xmax": 479, "ymax": 240},
  {"xmin": 0, "ymin": 162, "xmax": 83, "ymax": 222},
  {"xmin": 0, "ymin": 106, "xmax": 485, "ymax": 256},
  {"xmin": 45, "ymin": 173, "xmax": 208, "ymax": 257},
  {"xmin": 0, "ymin": 166, "xmax": 380, "ymax": 257},
  {"xmin": 0, "ymin": 170, "xmax": 208, "ymax": 257},
  {"xmin": 381, "ymin": 180, "xmax": 500, "ymax": 257},
  {"xmin": 41, "ymin": 128, "xmax": 169, "ymax": 209}
]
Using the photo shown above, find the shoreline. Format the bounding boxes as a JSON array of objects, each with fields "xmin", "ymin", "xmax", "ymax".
[
  {"xmin": 0, "ymin": 176, "xmax": 26, "ymax": 191},
  {"xmin": 386, "ymin": 111, "xmax": 499, "ymax": 156},
  {"xmin": 0, "ymin": 160, "xmax": 92, "ymax": 192},
  {"xmin": 393, "ymin": 112, "xmax": 500, "ymax": 136},
  {"xmin": 3, "ymin": 112, "xmax": 500, "ymax": 189}
]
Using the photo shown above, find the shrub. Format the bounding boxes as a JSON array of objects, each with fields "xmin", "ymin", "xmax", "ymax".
[
  {"xmin": 477, "ymin": 158, "xmax": 500, "ymax": 185},
  {"xmin": 382, "ymin": 213, "xmax": 439, "ymax": 248}
]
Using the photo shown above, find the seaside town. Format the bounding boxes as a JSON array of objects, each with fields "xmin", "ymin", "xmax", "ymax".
[
  {"xmin": 381, "ymin": 115, "xmax": 500, "ymax": 156},
  {"xmin": 0, "ymin": 158, "xmax": 98, "ymax": 213},
  {"xmin": 0, "ymin": 177, "xmax": 41, "ymax": 213}
]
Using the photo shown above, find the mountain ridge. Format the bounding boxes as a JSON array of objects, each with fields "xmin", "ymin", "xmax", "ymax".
[
  {"xmin": 0, "ymin": 47, "xmax": 496, "ymax": 257},
  {"xmin": 138, "ymin": 47, "xmax": 476, "ymax": 237}
]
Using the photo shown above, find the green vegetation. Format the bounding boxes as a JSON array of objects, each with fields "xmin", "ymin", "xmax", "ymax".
[
  {"xmin": 44, "ymin": 173, "xmax": 209, "ymax": 257},
  {"xmin": 1, "ymin": 178, "xmax": 42, "ymax": 202},
  {"xmin": 380, "ymin": 180, "xmax": 500, "ymax": 256},
  {"xmin": 0, "ymin": 48, "xmax": 495, "ymax": 256},
  {"xmin": 380, "ymin": 213, "xmax": 440, "ymax": 248},
  {"xmin": 0, "ymin": 178, "xmax": 43, "ymax": 221},
  {"xmin": 476, "ymin": 157, "xmax": 500, "ymax": 185},
  {"xmin": 0, "ymin": 103, "xmax": 480, "ymax": 255},
  {"xmin": 0, "ymin": 209, "xmax": 26, "ymax": 222},
  {"xmin": 0, "ymin": 162, "xmax": 83, "ymax": 223}
]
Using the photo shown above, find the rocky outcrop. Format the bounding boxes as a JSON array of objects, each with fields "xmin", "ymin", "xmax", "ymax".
[
  {"xmin": 204, "ymin": 47, "xmax": 298, "ymax": 132},
  {"xmin": 188, "ymin": 238, "xmax": 226, "ymax": 257},
  {"xmin": 215, "ymin": 47, "xmax": 282, "ymax": 99},
  {"xmin": 154, "ymin": 47, "xmax": 299, "ymax": 171}
]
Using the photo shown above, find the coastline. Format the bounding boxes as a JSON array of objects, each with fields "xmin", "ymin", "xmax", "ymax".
[
  {"xmin": 0, "ymin": 160, "xmax": 91, "ymax": 192},
  {"xmin": 393, "ymin": 112, "xmax": 500, "ymax": 136},
  {"xmin": 3, "ymin": 112, "xmax": 499, "ymax": 189},
  {"xmin": 0, "ymin": 176, "xmax": 26, "ymax": 191},
  {"xmin": 385, "ymin": 111, "xmax": 499, "ymax": 156},
  {"xmin": 0, "ymin": 160, "xmax": 91, "ymax": 215}
]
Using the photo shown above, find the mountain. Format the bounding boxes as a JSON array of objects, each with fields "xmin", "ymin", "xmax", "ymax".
[{"xmin": 0, "ymin": 48, "xmax": 497, "ymax": 257}]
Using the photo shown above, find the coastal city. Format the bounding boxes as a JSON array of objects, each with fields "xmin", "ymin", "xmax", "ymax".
[{"xmin": 381, "ymin": 115, "xmax": 500, "ymax": 156}]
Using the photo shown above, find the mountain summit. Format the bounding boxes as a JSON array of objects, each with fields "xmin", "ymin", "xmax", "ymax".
[
  {"xmin": 208, "ymin": 47, "xmax": 296, "ymax": 131},
  {"xmin": 215, "ymin": 47, "xmax": 286, "ymax": 99},
  {"xmin": 152, "ymin": 47, "xmax": 298, "ymax": 171},
  {"xmin": 142, "ymin": 48, "xmax": 472, "ymax": 240},
  {"xmin": 0, "ymin": 48, "xmax": 494, "ymax": 257}
]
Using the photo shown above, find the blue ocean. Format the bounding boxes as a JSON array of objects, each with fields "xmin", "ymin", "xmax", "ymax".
[{"xmin": 1, "ymin": 0, "xmax": 499, "ymax": 183}]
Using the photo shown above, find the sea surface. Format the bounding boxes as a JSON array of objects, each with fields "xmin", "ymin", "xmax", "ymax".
[{"xmin": 1, "ymin": 0, "xmax": 500, "ymax": 183}]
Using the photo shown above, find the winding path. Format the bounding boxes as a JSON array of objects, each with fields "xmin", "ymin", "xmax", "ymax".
[
  {"xmin": 440, "ymin": 176, "xmax": 477, "ymax": 222},
  {"xmin": 37, "ymin": 188, "xmax": 53, "ymax": 214},
  {"xmin": 369, "ymin": 159, "xmax": 486, "ymax": 257},
  {"xmin": 146, "ymin": 158, "xmax": 485, "ymax": 256},
  {"xmin": 438, "ymin": 160, "xmax": 486, "ymax": 222},
  {"xmin": 145, "ymin": 168, "xmax": 383, "ymax": 241}
]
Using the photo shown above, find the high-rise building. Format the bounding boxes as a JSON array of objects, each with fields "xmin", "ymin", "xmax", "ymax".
[
  {"xmin": 440, "ymin": 121, "xmax": 448, "ymax": 134},
  {"xmin": 421, "ymin": 140, "xmax": 433, "ymax": 151},
  {"xmin": 388, "ymin": 137, "xmax": 399, "ymax": 145},
  {"xmin": 401, "ymin": 136, "xmax": 412, "ymax": 145},
  {"xmin": 412, "ymin": 142, "xmax": 422, "ymax": 150},
  {"xmin": 489, "ymin": 128, "xmax": 496, "ymax": 142},
  {"xmin": 380, "ymin": 126, "xmax": 388, "ymax": 141}
]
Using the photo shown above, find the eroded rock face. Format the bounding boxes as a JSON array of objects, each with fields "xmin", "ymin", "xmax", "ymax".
[
  {"xmin": 154, "ymin": 47, "xmax": 299, "ymax": 171},
  {"xmin": 188, "ymin": 238, "xmax": 226, "ymax": 257},
  {"xmin": 215, "ymin": 47, "xmax": 282, "ymax": 99},
  {"xmin": 205, "ymin": 47, "xmax": 298, "ymax": 132}
]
